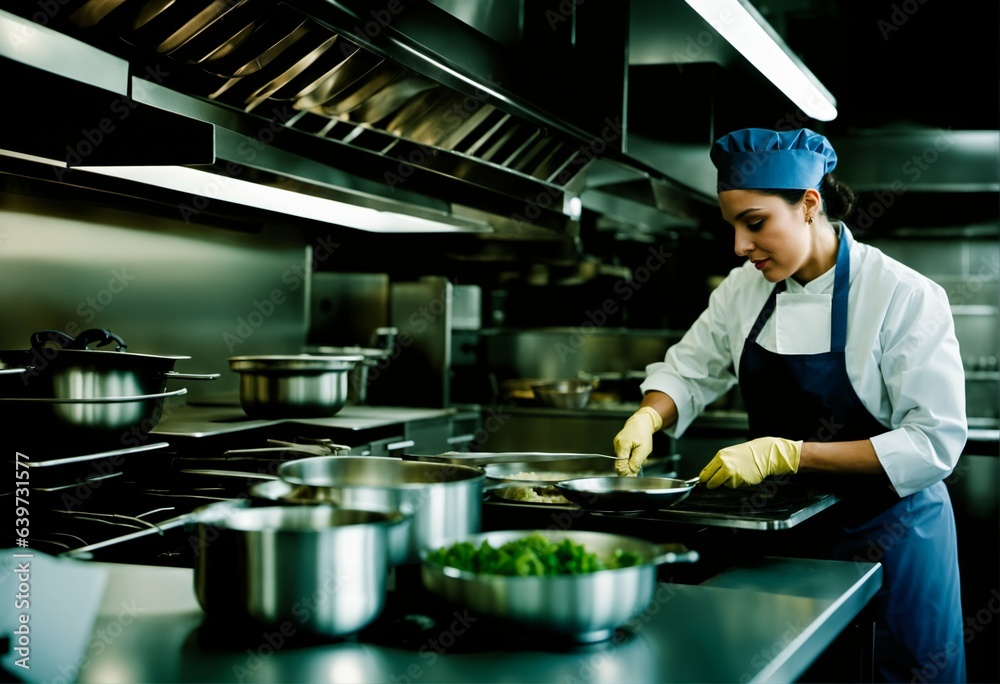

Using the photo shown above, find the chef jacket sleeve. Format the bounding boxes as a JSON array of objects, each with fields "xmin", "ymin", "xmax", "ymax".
[
  {"xmin": 869, "ymin": 278, "xmax": 967, "ymax": 497},
  {"xmin": 640, "ymin": 275, "xmax": 740, "ymax": 437}
]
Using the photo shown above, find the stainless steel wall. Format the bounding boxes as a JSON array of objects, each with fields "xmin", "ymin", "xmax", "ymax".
[
  {"xmin": 0, "ymin": 192, "xmax": 312, "ymax": 401},
  {"xmin": 867, "ymin": 235, "xmax": 1000, "ymax": 421},
  {"xmin": 480, "ymin": 328, "xmax": 681, "ymax": 380}
]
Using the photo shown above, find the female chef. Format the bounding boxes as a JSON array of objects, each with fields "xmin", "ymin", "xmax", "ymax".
[{"xmin": 613, "ymin": 127, "xmax": 967, "ymax": 683}]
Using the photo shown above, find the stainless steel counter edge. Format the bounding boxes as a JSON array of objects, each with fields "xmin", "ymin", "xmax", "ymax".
[
  {"xmin": 25, "ymin": 555, "xmax": 883, "ymax": 684},
  {"xmin": 151, "ymin": 404, "xmax": 463, "ymax": 437},
  {"xmin": 701, "ymin": 557, "xmax": 884, "ymax": 682}
]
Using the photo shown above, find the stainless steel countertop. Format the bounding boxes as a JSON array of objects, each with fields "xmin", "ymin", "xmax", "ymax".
[
  {"xmin": 23, "ymin": 556, "xmax": 881, "ymax": 684},
  {"xmin": 151, "ymin": 404, "xmax": 459, "ymax": 438}
]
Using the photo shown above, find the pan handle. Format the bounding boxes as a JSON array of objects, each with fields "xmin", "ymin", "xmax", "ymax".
[
  {"xmin": 29, "ymin": 330, "xmax": 76, "ymax": 350},
  {"xmin": 69, "ymin": 328, "xmax": 128, "ymax": 351},
  {"xmin": 60, "ymin": 513, "xmax": 194, "ymax": 558},
  {"xmin": 651, "ymin": 543, "xmax": 700, "ymax": 565},
  {"xmin": 0, "ymin": 368, "xmax": 28, "ymax": 375},
  {"xmin": 59, "ymin": 499, "xmax": 252, "ymax": 559},
  {"xmin": 180, "ymin": 468, "xmax": 279, "ymax": 481},
  {"xmin": 163, "ymin": 371, "xmax": 222, "ymax": 381}
]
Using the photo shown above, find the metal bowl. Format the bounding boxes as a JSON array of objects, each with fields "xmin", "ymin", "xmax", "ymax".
[
  {"xmin": 419, "ymin": 529, "xmax": 698, "ymax": 643},
  {"xmin": 555, "ymin": 477, "xmax": 700, "ymax": 512},
  {"xmin": 228, "ymin": 354, "xmax": 364, "ymax": 418},
  {"xmin": 531, "ymin": 379, "xmax": 594, "ymax": 408}
]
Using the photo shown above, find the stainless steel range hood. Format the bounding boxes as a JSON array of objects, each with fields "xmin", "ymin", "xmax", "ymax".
[{"xmin": 0, "ymin": 1, "xmax": 706, "ymax": 238}]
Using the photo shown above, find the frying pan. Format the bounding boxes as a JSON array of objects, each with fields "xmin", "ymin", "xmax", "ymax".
[
  {"xmin": 481, "ymin": 455, "xmax": 618, "ymax": 489},
  {"xmin": 555, "ymin": 477, "xmax": 700, "ymax": 512}
]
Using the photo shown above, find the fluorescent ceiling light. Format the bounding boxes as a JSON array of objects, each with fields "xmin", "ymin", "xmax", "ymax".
[
  {"xmin": 0, "ymin": 148, "xmax": 492, "ymax": 234},
  {"xmin": 80, "ymin": 165, "xmax": 493, "ymax": 232},
  {"xmin": 685, "ymin": 0, "xmax": 837, "ymax": 121}
]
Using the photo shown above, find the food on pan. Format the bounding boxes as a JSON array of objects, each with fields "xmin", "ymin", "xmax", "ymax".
[
  {"xmin": 505, "ymin": 471, "xmax": 575, "ymax": 481},
  {"xmin": 493, "ymin": 486, "xmax": 570, "ymax": 504},
  {"xmin": 503, "ymin": 470, "xmax": 606, "ymax": 482},
  {"xmin": 425, "ymin": 532, "xmax": 644, "ymax": 576},
  {"xmin": 491, "ymin": 471, "xmax": 610, "ymax": 505}
]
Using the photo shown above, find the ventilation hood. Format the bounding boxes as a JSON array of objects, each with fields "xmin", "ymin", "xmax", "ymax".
[{"xmin": 0, "ymin": 1, "xmax": 708, "ymax": 239}]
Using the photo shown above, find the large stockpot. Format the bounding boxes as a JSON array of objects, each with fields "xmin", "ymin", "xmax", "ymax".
[
  {"xmin": 228, "ymin": 354, "xmax": 364, "ymax": 418},
  {"xmin": 0, "ymin": 329, "xmax": 219, "ymax": 399},
  {"xmin": 260, "ymin": 456, "xmax": 486, "ymax": 564},
  {"xmin": 192, "ymin": 499, "xmax": 408, "ymax": 638},
  {"xmin": 419, "ymin": 529, "xmax": 699, "ymax": 643}
]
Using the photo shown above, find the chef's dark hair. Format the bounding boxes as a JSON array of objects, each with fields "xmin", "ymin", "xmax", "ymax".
[{"xmin": 759, "ymin": 174, "xmax": 857, "ymax": 221}]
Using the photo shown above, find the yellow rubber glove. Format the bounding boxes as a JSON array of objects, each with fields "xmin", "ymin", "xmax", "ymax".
[
  {"xmin": 613, "ymin": 406, "xmax": 663, "ymax": 477},
  {"xmin": 699, "ymin": 436, "xmax": 802, "ymax": 488}
]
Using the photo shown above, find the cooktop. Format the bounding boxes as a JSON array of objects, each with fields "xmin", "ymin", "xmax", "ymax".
[{"xmin": 484, "ymin": 478, "xmax": 842, "ymax": 531}]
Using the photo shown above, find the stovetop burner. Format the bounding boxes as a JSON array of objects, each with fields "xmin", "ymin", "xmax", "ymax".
[{"xmin": 4, "ymin": 432, "xmax": 318, "ymax": 563}]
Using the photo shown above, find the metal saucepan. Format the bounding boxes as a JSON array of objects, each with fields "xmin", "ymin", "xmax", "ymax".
[
  {"xmin": 191, "ymin": 499, "xmax": 408, "ymax": 638},
  {"xmin": 228, "ymin": 354, "xmax": 364, "ymax": 418},
  {"xmin": 0, "ymin": 329, "xmax": 219, "ymax": 399},
  {"xmin": 0, "ymin": 388, "xmax": 187, "ymax": 456},
  {"xmin": 420, "ymin": 529, "xmax": 699, "ymax": 643},
  {"xmin": 555, "ymin": 477, "xmax": 701, "ymax": 512}
]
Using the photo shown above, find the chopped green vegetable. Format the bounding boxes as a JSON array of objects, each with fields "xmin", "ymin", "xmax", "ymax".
[{"xmin": 425, "ymin": 532, "xmax": 645, "ymax": 576}]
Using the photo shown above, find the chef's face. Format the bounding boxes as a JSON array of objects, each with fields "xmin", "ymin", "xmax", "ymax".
[{"xmin": 718, "ymin": 189, "xmax": 810, "ymax": 283}]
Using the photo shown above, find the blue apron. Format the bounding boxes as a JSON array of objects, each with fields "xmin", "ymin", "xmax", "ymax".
[{"xmin": 737, "ymin": 228, "xmax": 966, "ymax": 683}]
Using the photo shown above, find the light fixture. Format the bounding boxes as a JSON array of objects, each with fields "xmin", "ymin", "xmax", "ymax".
[
  {"xmin": 685, "ymin": 0, "xmax": 838, "ymax": 121},
  {"xmin": 76, "ymin": 165, "xmax": 494, "ymax": 233}
]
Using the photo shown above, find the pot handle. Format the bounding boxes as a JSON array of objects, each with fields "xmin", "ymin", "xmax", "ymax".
[
  {"xmin": 180, "ymin": 468, "xmax": 279, "ymax": 481},
  {"xmin": 60, "ymin": 513, "xmax": 194, "ymax": 558},
  {"xmin": 29, "ymin": 330, "xmax": 75, "ymax": 350},
  {"xmin": 163, "ymin": 371, "xmax": 221, "ymax": 381},
  {"xmin": 651, "ymin": 543, "xmax": 700, "ymax": 565},
  {"xmin": 69, "ymin": 328, "xmax": 128, "ymax": 351}
]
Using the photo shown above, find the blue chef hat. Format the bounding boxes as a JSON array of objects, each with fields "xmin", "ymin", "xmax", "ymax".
[{"xmin": 710, "ymin": 128, "xmax": 837, "ymax": 192}]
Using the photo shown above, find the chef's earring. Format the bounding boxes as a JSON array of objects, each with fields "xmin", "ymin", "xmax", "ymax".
[{"xmin": 806, "ymin": 215, "xmax": 814, "ymax": 224}]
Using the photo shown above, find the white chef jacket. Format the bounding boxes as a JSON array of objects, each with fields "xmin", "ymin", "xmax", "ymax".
[{"xmin": 640, "ymin": 223, "xmax": 967, "ymax": 497}]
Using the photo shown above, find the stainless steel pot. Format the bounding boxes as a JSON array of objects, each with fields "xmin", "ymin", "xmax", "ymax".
[
  {"xmin": 276, "ymin": 456, "xmax": 485, "ymax": 564},
  {"xmin": 0, "ymin": 328, "xmax": 219, "ymax": 399},
  {"xmin": 420, "ymin": 529, "xmax": 699, "ymax": 643},
  {"xmin": 228, "ymin": 354, "xmax": 364, "ymax": 418},
  {"xmin": 192, "ymin": 499, "xmax": 408, "ymax": 637},
  {"xmin": 183, "ymin": 456, "xmax": 486, "ymax": 565},
  {"xmin": 247, "ymin": 479, "xmax": 412, "ymax": 566},
  {"xmin": 0, "ymin": 388, "xmax": 187, "ymax": 455}
]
